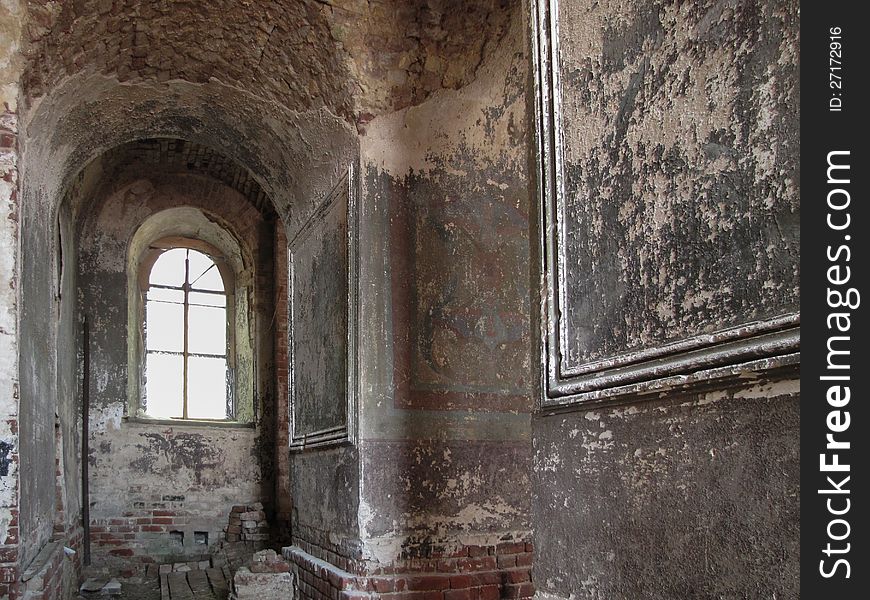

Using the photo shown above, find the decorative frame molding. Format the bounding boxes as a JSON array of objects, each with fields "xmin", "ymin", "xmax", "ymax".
[
  {"xmin": 288, "ymin": 165, "xmax": 359, "ymax": 449},
  {"xmin": 531, "ymin": 0, "xmax": 800, "ymax": 411}
]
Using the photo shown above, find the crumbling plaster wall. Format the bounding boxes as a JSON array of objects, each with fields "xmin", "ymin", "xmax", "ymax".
[
  {"xmin": 86, "ymin": 420, "xmax": 263, "ymax": 574},
  {"xmin": 18, "ymin": 75, "xmax": 358, "ymax": 228},
  {"xmin": 550, "ymin": 0, "xmax": 799, "ymax": 363},
  {"xmin": 0, "ymin": 1, "xmax": 24, "ymax": 592},
  {"xmin": 289, "ymin": 446, "xmax": 361, "ymax": 566},
  {"xmin": 531, "ymin": 0, "xmax": 800, "ymax": 598},
  {"xmin": 55, "ymin": 198, "xmax": 79, "ymax": 530},
  {"xmin": 533, "ymin": 379, "xmax": 799, "ymax": 599},
  {"xmin": 6, "ymin": 2, "xmax": 803, "ymax": 599},
  {"xmin": 15, "ymin": 0, "xmax": 362, "ymax": 580},
  {"xmin": 6, "ymin": 0, "xmax": 530, "ymax": 592},
  {"xmin": 355, "ymin": 0, "xmax": 533, "ymax": 570},
  {"xmin": 16, "ymin": 120, "xmax": 63, "ymax": 569}
]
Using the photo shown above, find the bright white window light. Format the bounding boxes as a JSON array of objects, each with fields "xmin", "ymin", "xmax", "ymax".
[{"xmin": 144, "ymin": 247, "xmax": 229, "ymax": 419}]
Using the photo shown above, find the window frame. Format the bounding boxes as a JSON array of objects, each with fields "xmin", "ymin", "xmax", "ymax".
[{"xmin": 138, "ymin": 237, "xmax": 237, "ymax": 421}]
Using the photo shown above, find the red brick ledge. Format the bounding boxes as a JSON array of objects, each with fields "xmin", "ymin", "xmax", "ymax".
[{"xmin": 283, "ymin": 546, "xmax": 534, "ymax": 600}]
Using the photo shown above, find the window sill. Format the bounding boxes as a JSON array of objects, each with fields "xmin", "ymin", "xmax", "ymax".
[{"xmin": 124, "ymin": 416, "xmax": 254, "ymax": 429}]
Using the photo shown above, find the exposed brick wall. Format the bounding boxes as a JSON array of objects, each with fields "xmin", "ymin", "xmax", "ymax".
[
  {"xmin": 291, "ymin": 523, "xmax": 363, "ymax": 575},
  {"xmin": 89, "ymin": 500, "xmax": 275, "ymax": 578},
  {"xmin": 285, "ymin": 541, "xmax": 534, "ymax": 600},
  {"xmin": 0, "ymin": 504, "xmax": 20, "ymax": 600},
  {"xmin": 61, "ymin": 524, "xmax": 84, "ymax": 593},
  {"xmin": 21, "ymin": 0, "xmax": 355, "ymax": 118},
  {"xmin": 20, "ymin": 545, "xmax": 63, "ymax": 600},
  {"xmin": 20, "ymin": 0, "xmax": 517, "ymax": 120},
  {"xmin": 0, "ymin": 465, "xmax": 19, "ymax": 598},
  {"xmin": 87, "ymin": 494, "xmax": 266, "ymax": 577},
  {"xmin": 29, "ymin": 422, "xmax": 85, "ymax": 600},
  {"xmin": 224, "ymin": 504, "xmax": 270, "ymax": 545},
  {"xmin": 77, "ymin": 139, "xmax": 275, "ymax": 218},
  {"xmin": 12, "ymin": 441, "xmax": 83, "ymax": 600},
  {"xmin": 89, "ymin": 509, "xmax": 173, "ymax": 576},
  {"xmin": 19, "ymin": 524, "xmax": 83, "ymax": 600}
]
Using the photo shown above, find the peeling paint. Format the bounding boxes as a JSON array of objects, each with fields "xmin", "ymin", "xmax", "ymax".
[{"xmin": 533, "ymin": 377, "xmax": 799, "ymax": 598}]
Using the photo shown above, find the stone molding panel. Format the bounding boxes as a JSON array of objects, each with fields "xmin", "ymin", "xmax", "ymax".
[
  {"xmin": 532, "ymin": 0, "xmax": 800, "ymax": 409},
  {"xmin": 288, "ymin": 166, "xmax": 360, "ymax": 450}
]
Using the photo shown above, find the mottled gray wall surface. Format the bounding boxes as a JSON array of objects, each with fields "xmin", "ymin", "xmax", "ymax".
[
  {"xmin": 290, "ymin": 446, "xmax": 360, "ymax": 551},
  {"xmin": 289, "ymin": 178, "xmax": 350, "ymax": 443},
  {"xmin": 57, "ymin": 200, "xmax": 82, "ymax": 528},
  {"xmin": 531, "ymin": 0, "xmax": 801, "ymax": 597},
  {"xmin": 533, "ymin": 379, "xmax": 799, "ymax": 599},
  {"xmin": 387, "ymin": 163, "xmax": 530, "ymax": 413},
  {"xmin": 17, "ymin": 200, "xmax": 58, "ymax": 566},
  {"xmin": 361, "ymin": 439, "xmax": 531, "ymax": 539}
]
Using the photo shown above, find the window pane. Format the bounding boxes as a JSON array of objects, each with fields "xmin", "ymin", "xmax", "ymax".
[
  {"xmin": 190, "ymin": 266, "xmax": 224, "ymax": 292},
  {"xmin": 187, "ymin": 356, "xmax": 228, "ymax": 419},
  {"xmin": 149, "ymin": 248, "xmax": 187, "ymax": 287},
  {"xmin": 146, "ymin": 301, "xmax": 184, "ymax": 352},
  {"xmin": 145, "ymin": 353, "xmax": 184, "ymax": 418},
  {"xmin": 189, "ymin": 291, "xmax": 226, "ymax": 307},
  {"xmin": 188, "ymin": 250, "xmax": 225, "ymax": 292},
  {"xmin": 188, "ymin": 305, "xmax": 226, "ymax": 355},
  {"xmin": 147, "ymin": 287, "xmax": 184, "ymax": 303}
]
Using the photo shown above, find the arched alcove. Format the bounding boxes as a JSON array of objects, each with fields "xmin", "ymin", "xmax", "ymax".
[
  {"xmin": 14, "ymin": 67, "xmax": 359, "ymax": 570},
  {"xmin": 65, "ymin": 139, "xmax": 287, "ymax": 571}
]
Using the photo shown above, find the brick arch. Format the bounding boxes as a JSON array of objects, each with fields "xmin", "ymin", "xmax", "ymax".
[
  {"xmin": 71, "ymin": 138, "xmax": 277, "ymax": 220},
  {"xmin": 77, "ymin": 172, "xmax": 270, "ymax": 271}
]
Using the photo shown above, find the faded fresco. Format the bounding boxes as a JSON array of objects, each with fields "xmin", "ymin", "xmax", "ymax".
[{"xmin": 389, "ymin": 168, "xmax": 531, "ymax": 412}]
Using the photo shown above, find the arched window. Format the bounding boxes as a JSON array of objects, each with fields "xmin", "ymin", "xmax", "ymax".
[
  {"xmin": 143, "ymin": 245, "xmax": 231, "ymax": 419},
  {"xmin": 128, "ymin": 209, "xmax": 255, "ymax": 424}
]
